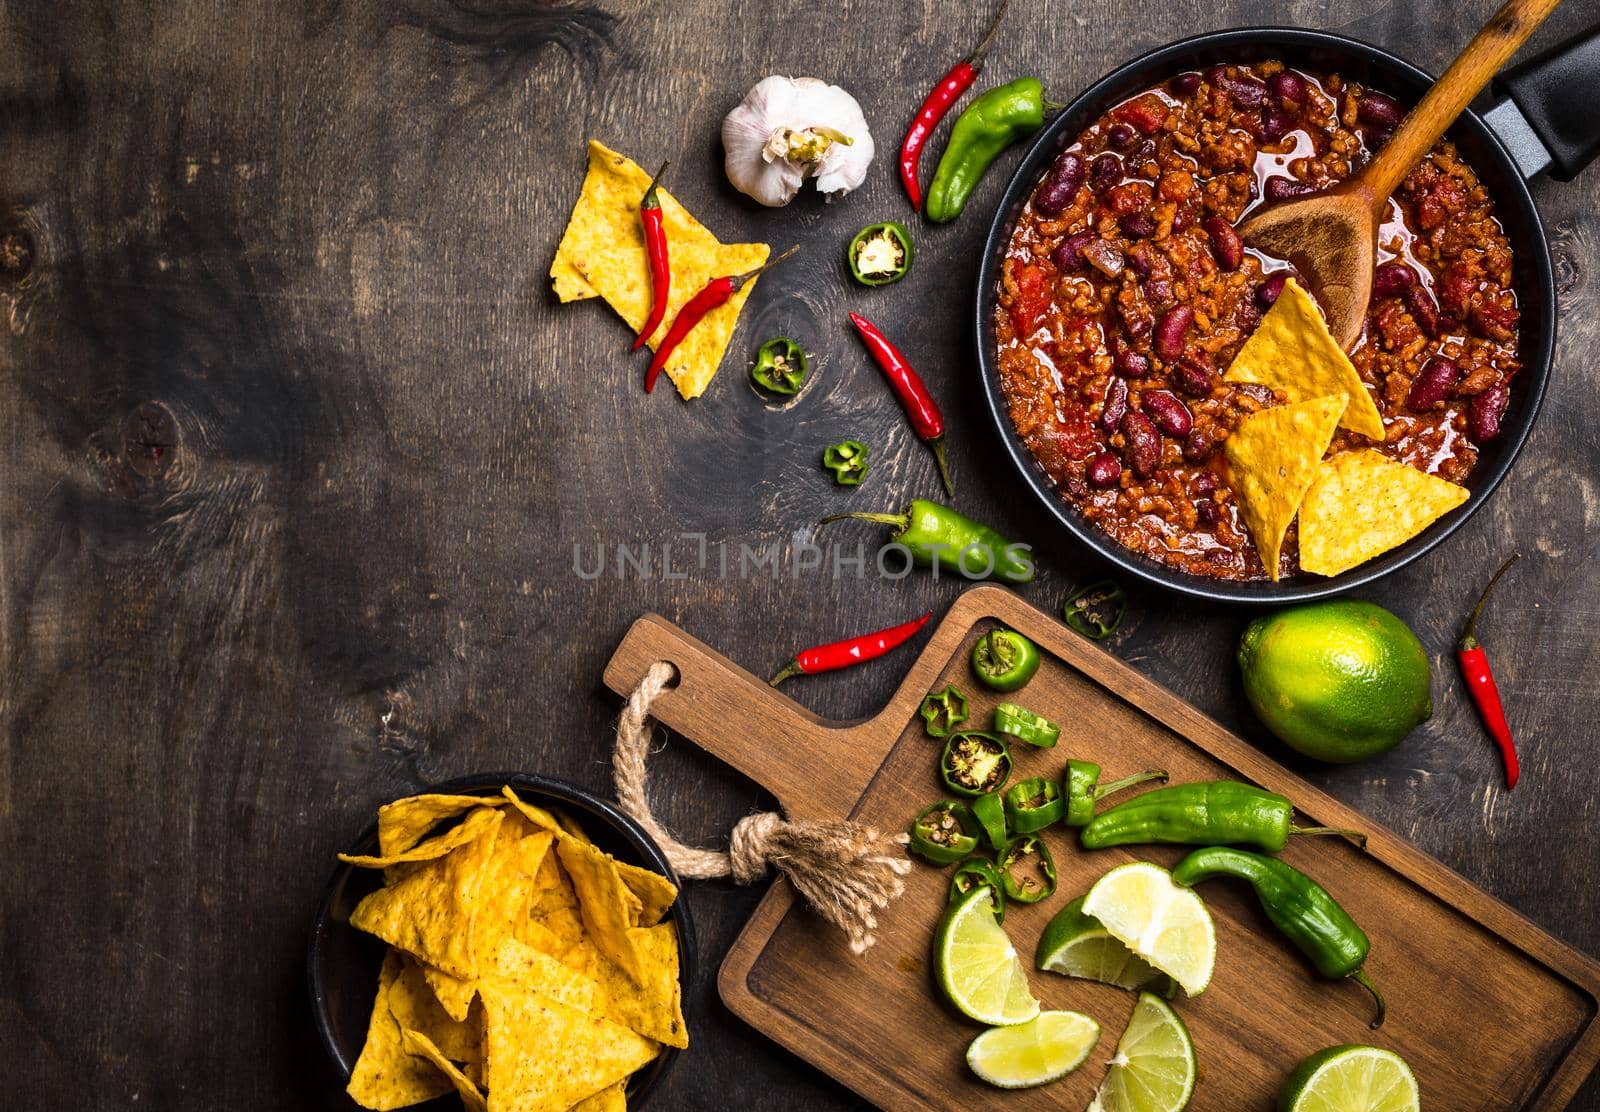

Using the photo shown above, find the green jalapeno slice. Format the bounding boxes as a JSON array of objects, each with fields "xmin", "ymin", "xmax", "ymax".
[
  {"xmin": 971, "ymin": 628, "xmax": 1041, "ymax": 692},
  {"xmin": 1063, "ymin": 580, "xmax": 1128, "ymax": 640},
  {"xmin": 992, "ymin": 702, "xmax": 1059, "ymax": 748},
  {"xmin": 847, "ymin": 221, "xmax": 915, "ymax": 286},
  {"xmin": 1063, "ymin": 760, "xmax": 1168, "ymax": 828},
  {"xmin": 907, "ymin": 800, "xmax": 980, "ymax": 865},
  {"xmin": 918, "ymin": 684, "xmax": 969, "ymax": 737},
  {"xmin": 821, "ymin": 439, "xmax": 869, "ymax": 486},
  {"xmin": 998, "ymin": 834, "xmax": 1057, "ymax": 904},
  {"xmin": 970, "ymin": 789, "xmax": 1009, "ymax": 852},
  {"xmin": 1003, "ymin": 776, "xmax": 1064, "ymax": 834},
  {"xmin": 750, "ymin": 337, "xmax": 808, "ymax": 395},
  {"xmin": 948, "ymin": 857, "xmax": 1005, "ymax": 923},
  {"xmin": 939, "ymin": 731, "xmax": 1012, "ymax": 797}
]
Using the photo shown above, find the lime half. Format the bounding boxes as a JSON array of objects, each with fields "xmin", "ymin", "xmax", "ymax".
[
  {"xmin": 935, "ymin": 885, "xmax": 1039, "ymax": 1026},
  {"xmin": 966, "ymin": 1010, "xmax": 1100, "ymax": 1089},
  {"xmin": 1036, "ymin": 896, "xmax": 1178, "ymax": 996},
  {"xmin": 1279, "ymin": 1045, "xmax": 1419, "ymax": 1112},
  {"xmin": 1082, "ymin": 863, "xmax": 1216, "ymax": 996},
  {"xmin": 1087, "ymin": 991, "xmax": 1197, "ymax": 1112}
]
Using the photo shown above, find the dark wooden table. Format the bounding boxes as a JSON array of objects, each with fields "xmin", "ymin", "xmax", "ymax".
[{"xmin": 3, "ymin": 1, "xmax": 1598, "ymax": 1108}]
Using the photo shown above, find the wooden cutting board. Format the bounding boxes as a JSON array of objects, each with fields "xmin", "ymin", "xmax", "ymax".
[{"xmin": 603, "ymin": 585, "xmax": 1600, "ymax": 1110}]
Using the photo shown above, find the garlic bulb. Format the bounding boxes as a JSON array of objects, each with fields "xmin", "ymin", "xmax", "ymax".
[{"xmin": 722, "ymin": 76, "xmax": 875, "ymax": 206}]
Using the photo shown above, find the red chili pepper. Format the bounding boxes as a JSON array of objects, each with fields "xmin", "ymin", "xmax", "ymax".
[
  {"xmin": 898, "ymin": 0, "xmax": 1010, "ymax": 212},
  {"xmin": 849, "ymin": 312, "xmax": 955, "ymax": 498},
  {"xmin": 645, "ymin": 246, "xmax": 797, "ymax": 394},
  {"xmin": 770, "ymin": 612, "xmax": 932, "ymax": 686},
  {"xmin": 1458, "ymin": 553, "xmax": 1521, "ymax": 789},
  {"xmin": 632, "ymin": 161, "xmax": 671, "ymax": 352}
]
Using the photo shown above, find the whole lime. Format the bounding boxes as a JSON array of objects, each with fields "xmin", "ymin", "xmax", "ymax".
[{"xmin": 1238, "ymin": 600, "xmax": 1431, "ymax": 763}]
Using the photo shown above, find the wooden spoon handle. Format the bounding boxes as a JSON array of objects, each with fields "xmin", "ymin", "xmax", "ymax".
[{"xmin": 1362, "ymin": 0, "xmax": 1564, "ymax": 201}]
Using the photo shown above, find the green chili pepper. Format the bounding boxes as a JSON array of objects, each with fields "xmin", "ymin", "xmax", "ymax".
[
  {"xmin": 847, "ymin": 221, "xmax": 915, "ymax": 286},
  {"xmin": 1173, "ymin": 846, "xmax": 1385, "ymax": 1027},
  {"xmin": 948, "ymin": 857, "xmax": 1005, "ymax": 923},
  {"xmin": 907, "ymin": 800, "xmax": 980, "ymax": 865},
  {"xmin": 970, "ymin": 790, "xmax": 1009, "ymax": 851},
  {"xmin": 971, "ymin": 628, "xmax": 1041, "ymax": 692},
  {"xmin": 998, "ymin": 833, "xmax": 1056, "ymax": 904},
  {"xmin": 820, "ymin": 499, "xmax": 1035, "ymax": 585},
  {"xmin": 992, "ymin": 703, "xmax": 1059, "ymax": 748},
  {"xmin": 1062, "ymin": 760, "xmax": 1168, "ymax": 827},
  {"xmin": 750, "ymin": 337, "xmax": 808, "ymax": 395},
  {"xmin": 1079, "ymin": 781, "xmax": 1369, "ymax": 852},
  {"xmin": 822, "ymin": 440, "xmax": 869, "ymax": 486},
  {"xmin": 919, "ymin": 684, "xmax": 969, "ymax": 737},
  {"xmin": 1063, "ymin": 580, "xmax": 1127, "ymax": 640},
  {"xmin": 940, "ymin": 731, "xmax": 1012, "ymax": 798},
  {"xmin": 1003, "ymin": 776, "xmax": 1064, "ymax": 834},
  {"xmin": 926, "ymin": 77, "xmax": 1048, "ymax": 224}
]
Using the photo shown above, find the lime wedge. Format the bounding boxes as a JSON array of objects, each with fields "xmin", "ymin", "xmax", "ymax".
[
  {"xmin": 1279, "ymin": 1045, "xmax": 1419, "ymax": 1112},
  {"xmin": 967, "ymin": 1010, "xmax": 1100, "ymax": 1089},
  {"xmin": 1087, "ymin": 991, "xmax": 1197, "ymax": 1112},
  {"xmin": 1036, "ymin": 896, "xmax": 1178, "ymax": 996},
  {"xmin": 935, "ymin": 885, "xmax": 1040, "ymax": 1026},
  {"xmin": 1081, "ymin": 863, "xmax": 1215, "ymax": 997}
]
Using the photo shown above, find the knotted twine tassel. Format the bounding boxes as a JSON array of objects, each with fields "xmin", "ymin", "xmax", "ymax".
[{"xmin": 613, "ymin": 661, "xmax": 911, "ymax": 954}]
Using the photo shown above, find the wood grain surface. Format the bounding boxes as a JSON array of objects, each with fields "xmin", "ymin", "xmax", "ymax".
[{"xmin": 2, "ymin": 1, "xmax": 1599, "ymax": 1109}]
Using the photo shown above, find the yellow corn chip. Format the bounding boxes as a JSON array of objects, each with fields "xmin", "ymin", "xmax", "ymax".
[
  {"xmin": 492, "ymin": 936, "xmax": 602, "ymax": 1012},
  {"xmin": 473, "ymin": 826, "xmax": 557, "ymax": 964},
  {"xmin": 480, "ymin": 980, "xmax": 658, "ymax": 1112},
  {"xmin": 582, "ymin": 923, "xmax": 688, "ymax": 1049},
  {"xmin": 615, "ymin": 864, "xmax": 677, "ymax": 929},
  {"xmin": 389, "ymin": 957, "xmax": 482, "ymax": 1064},
  {"xmin": 341, "ymin": 805, "xmax": 501, "ymax": 870},
  {"xmin": 557, "ymin": 836, "xmax": 644, "ymax": 983},
  {"xmin": 572, "ymin": 1083, "xmax": 627, "ymax": 1112},
  {"xmin": 350, "ymin": 808, "xmax": 504, "ymax": 979},
  {"xmin": 550, "ymin": 255, "xmax": 597, "ymax": 302},
  {"xmin": 376, "ymin": 793, "xmax": 507, "ymax": 858},
  {"xmin": 551, "ymin": 140, "xmax": 768, "ymax": 400},
  {"xmin": 1298, "ymin": 449, "xmax": 1470, "ymax": 576},
  {"xmin": 499, "ymin": 786, "xmax": 564, "ymax": 834},
  {"xmin": 347, "ymin": 952, "xmax": 453, "ymax": 1110},
  {"xmin": 422, "ymin": 965, "xmax": 478, "ymax": 1023},
  {"xmin": 1223, "ymin": 395, "xmax": 1345, "ymax": 581},
  {"xmin": 401, "ymin": 1028, "xmax": 488, "ymax": 1112},
  {"xmin": 1224, "ymin": 278, "xmax": 1386, "ymax": 440},
  {"xmin": 554, "ymin": 809, "xmax": 592, "ymax": 843}
]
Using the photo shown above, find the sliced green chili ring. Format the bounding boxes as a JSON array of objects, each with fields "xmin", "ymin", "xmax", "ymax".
[
  {"xmin": 1003, "ymin": 776, "xmax": 1064, "ymax": 834},
  {"xmin": 992, "ymin": 702, "xmax": 1059, "ymax": 748},
  {"xmin": 948, "ymin": 857, "xmax": 1005, "ymax": 923},
  {"xmin": 750, "ymin": 337, "xmax": 808, "ymax": 395},
  {"xmin": 919, "ymin": 684, "xmax": 969, "ymax": 738},
  {"xmin": 821, "ymin": 440, "xmax": 869, "ymax": 486},
  {"xmin": 1063, "ymin": 580, "xmax": 1128, "ymax": 640},
  {"xmin": 998, "ymin": 834, "xmax": 1057, "ymax": 904},
  {"xmin": 907, "ymin": 800, "xmax": 979, "ymax": 865},
  {"xmin": 847, "ymin": 220, "xmax": 915, "ymax": 286},
  {"xmin": 970, "ymin": 790, "xmax": 1009, "ymax": 852},
  {"xmin": 1063, "ymin": 760, "xmax": 1168, "ymax": 828},
  {"xmin": 939, "ymin": 731, "xmax": 1012, "ymax": 798},
  {"xmin": 971, "ymin": 628, "xmax": 1041, "ymax": 692}
]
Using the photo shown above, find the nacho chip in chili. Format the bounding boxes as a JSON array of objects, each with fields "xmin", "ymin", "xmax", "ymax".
[
  {"xmin": 1223, "ymin": 395, "xmax": 1345, "ymax": 581},
  {"xmin": 1298, "ymin": 449, "xmax": 1469, "ymax": 576}
]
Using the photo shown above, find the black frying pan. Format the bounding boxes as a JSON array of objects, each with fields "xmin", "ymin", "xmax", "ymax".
[{"xmin": 975, "ymin": 25, "xmax": 1600, "ymax": 604}]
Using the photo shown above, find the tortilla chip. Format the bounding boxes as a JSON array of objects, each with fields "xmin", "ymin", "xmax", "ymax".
[
  {"xmin": 422, "ymin": 965, "xmax": 478, "ymax": 1023},
  {"xmin": 554, "ymin": 808, "xmax": 592, "ymax": 843},
  {"xmin": 479, "ymin": 979, "xmax": 659, "ymax": 1112},
  {"xmin": 401, "ymin": 1028, "xmax": 488, "ymax": 1112},
  {"xmin": 585, "ymin": 923, "xmax": 688, "ymax": 1049},
  {"xmin": 387, "ymin": 956, "xmax": 482, "ymax": 1065},
  {"xmin": 551, "ymin": 140, "xmax": 768, "ymax": 400},
  {"xmin": 492, "ymin": 936, "xmax": 602, "ymax": 1013},
  {"xmin": 557, "ymin": 836, "xmax": 644, "ymax": 983},
  {"xmin": 1224, "ymin": 395, "xmax": 1345, "ymax": 581},
  {"xmin": 1298, "ymin": 449, "xmax": 1470, "ymax": 576},
  {"xmin": 474, "ymin": 826, "xmax": 557, "ymax": 963},
  {"xmin": 550, "ymin": 255, "xmax": 597, "ymax": 302},
  {"xmin": 615, "ymin": 864, "xmax": 677, "ymax": 928},
  {"xmin": 572, "ymin": 1083, "xmax": 627, "ymax": 1112},
  {"xmin": 350, "ymin": 808, "xmax": 504, "ymax": 979},
  {"xmin": 376, "ymin": 793, "xmax": 506, "ymax": 858},
  {"xmin": 499, "ymin": 786, "xmax": 564, "ymax": 834},
  {"xmin": 1224, "ymin": 278, "xmax": 1386, "ymax": 440},
  {"xmin": 342, "ymin": 805, "xmax": 502, "ymax": 870},
  {"xmin": 347, "ymin": 951, "xmax": 453, "ymax": 1110}
]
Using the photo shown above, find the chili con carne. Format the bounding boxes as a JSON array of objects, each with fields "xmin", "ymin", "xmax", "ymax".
[
  {"xmin": 822, "ymin": 439, "xmax": 869, "ymax": 485},
  {"xmin": 1062, "ymin": 760, "xmax": 1168, "ymax": 827},
  {"xmin": 925, "ymin": 76, "xmax": 1048, "ymax": 225},
  {"xmin": 908, "ymin": 800, "xmax": 980, "ymax": 865},
  {"xmin": 1079, "ymin": 780, "xmax": 1367, "ymax": 852},
  {"xmin": 1063, "ymin": 581, "xmax": 1127, "ymax": 640},
  {"xmin": 998, "ymin": 834, "xmax": 1056, "ymax": 904},
  {"xmin": 970, "ymin": 789, "xmax": 1009, "ymax": 851},
  {"xmin": 768, "ymin": 610, "xmax": 931, "ymax": 687},
  {"xmin": 647, "ymin": 245, "xmax": 797, "ymax": 393},
  {"xmin": 940, "ymin": 731, "xmax": 1012, "ymax": 798},
  {"xmin": 632, "ymin": 160, "xmax": 671, "ymax": 352},
  {"xmin": 751, "ymin": 337, "xmax": 809, "ymax": 395},
  {"xmin": 1003, "ymin": 776, "xmax": 1064, "ymax": 834},
  {"xmin": 971, "ymin": 628, "xmax": 1040, "ymax": 692},
  {"xmin": 820, "ymin": 499, "xmax": 1035, "ymax": 585},
  {"xmin": 1459, "ymin": 553, "xmax": 1521, "ymax": 789},
  {"xmin": 848, "ymin": 221, "xmax": 915, "ymax": 286},
  {"xmin": 992, "ymin": 703, "xmax": 1059, "ymax": 748},
  {"xmin": 949, "ymin": 856, "xmax": 1006, "ymax": 922},
  {"xmin": 847, "ymin": 312, "xmax": 955, "ymax": 498}
]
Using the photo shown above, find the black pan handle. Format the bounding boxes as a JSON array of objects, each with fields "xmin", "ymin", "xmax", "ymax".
[{"xmin": 1494, "ymin": 25, "xmax": 1600, "ymax": 181}]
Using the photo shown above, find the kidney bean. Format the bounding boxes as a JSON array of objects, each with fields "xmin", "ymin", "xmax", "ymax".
[
  {"xmin": 1090, "ymin": 153, "xmax": 1123, "ymax": 193},
  {"xmin": 1121, "ymin": 212, "xmax": 1157, "ymax": 239},
  {"xmin": 1468, "ymin": 384, "xmax": 1509, "ymax": 442},
  {"xmin": 1101, "ymin": 376, "xmax": 1129, "ymax": 433},
  {"xmin": 1404, "ymin": 356, "xmax": 1461, "ymax": 411},
  {"xmin": 1183, "ymin": 430, "xmax": 1218, "ymax": 464},
  {"xmin": 1170, "ymin": 72, "xmax": 1202, "ymax": 96},
  {"xmin": 1174, "ymin": 357, "xmax": 1214, "ymax": 397},
  {"xmin": 1356, "ymin": 90, "xmax": 1404, "ymax": 130},
  {"xmin": 1192, "ymin": 470, "xmax": 1219, "ymax": 495},
  {"xmin": 1115, "ymin": 349, "xmax": 1151, "ymax": 378},
  {"xmin": 1255, "ymin": 106, "xmax": 1293, "ymax": 144},
  {"xmin": 1257, "ymin": 272, "xmax": 1289, "ymax": 307},
  {"xmin": 1372, "ymin": 260, "xmax": 1419, "ymax": 299},
  {"xmin": 1130, "ymin": 139, "xmax": 1158, "ymax": 167},
  {"xmin": 1034, "ymin": 151, "xmax": 1086, "ymax": 217},
  {"xmin": 1206, "ymin": 66, "xmax": 1266, "ymax": 107},
  {"xmin": 1051, "ymin": 230, "xmax": 1094, "ymax": 272},
  {"xmin": 1264, "ymin": 175, "xmax": 1316, "ymax": 201},
  {"xmin": 1171, "ymin": 206, "xmax": 1194, "ymax": 233},
  {"xmin": 1267, "ymin": 70, "xmax": 1308, "ymax": 105},
  {"xmin": 1082, "ymin": 238, "xmax": 1125, "ymax": 278},
  {"xmin": 1126, "ymin": 243, "xmax": 1155, "ymax": 278},
  {"xmin": 1143, "ymin": 276, "xmax": 1173, "ymax": 308},
  {"xmin": 1106, "ymin": 123, "xmax": 1137, "ymax": 150},
  {"xmin": 1202, "ymin": 215, "xmax": 1243, "ymax": 271},
  {"xmin": 1405, "ymin": 284, "xmax": 1442, "ymax": 338},
  {"xmin": 1196, "ymin": 499, "xmax": 1222, "ymax": 528},
  {"xmin": 1142, "ymin": 389, "xmax": 1194, "ymax": 437},
  {"xmin": 1120, "ymin": 410, "xmax": 1161, "ymax": 478},
  {"xmin": 1153, "ymin": 305, "xmax": 1193, "ymax": 360},
  {"xmin": 1235, "ymin": 298, "xmax": 1262, "ymax": 333},
  {"xmin": 1085, "ymin": 451, "xmax": 1123, "ymax": 489}
]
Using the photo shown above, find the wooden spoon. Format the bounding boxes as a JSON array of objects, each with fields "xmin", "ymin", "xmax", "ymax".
[{"xmin": 1240, "ymin": 0, "xmax": 1563, "ymax": 350}]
